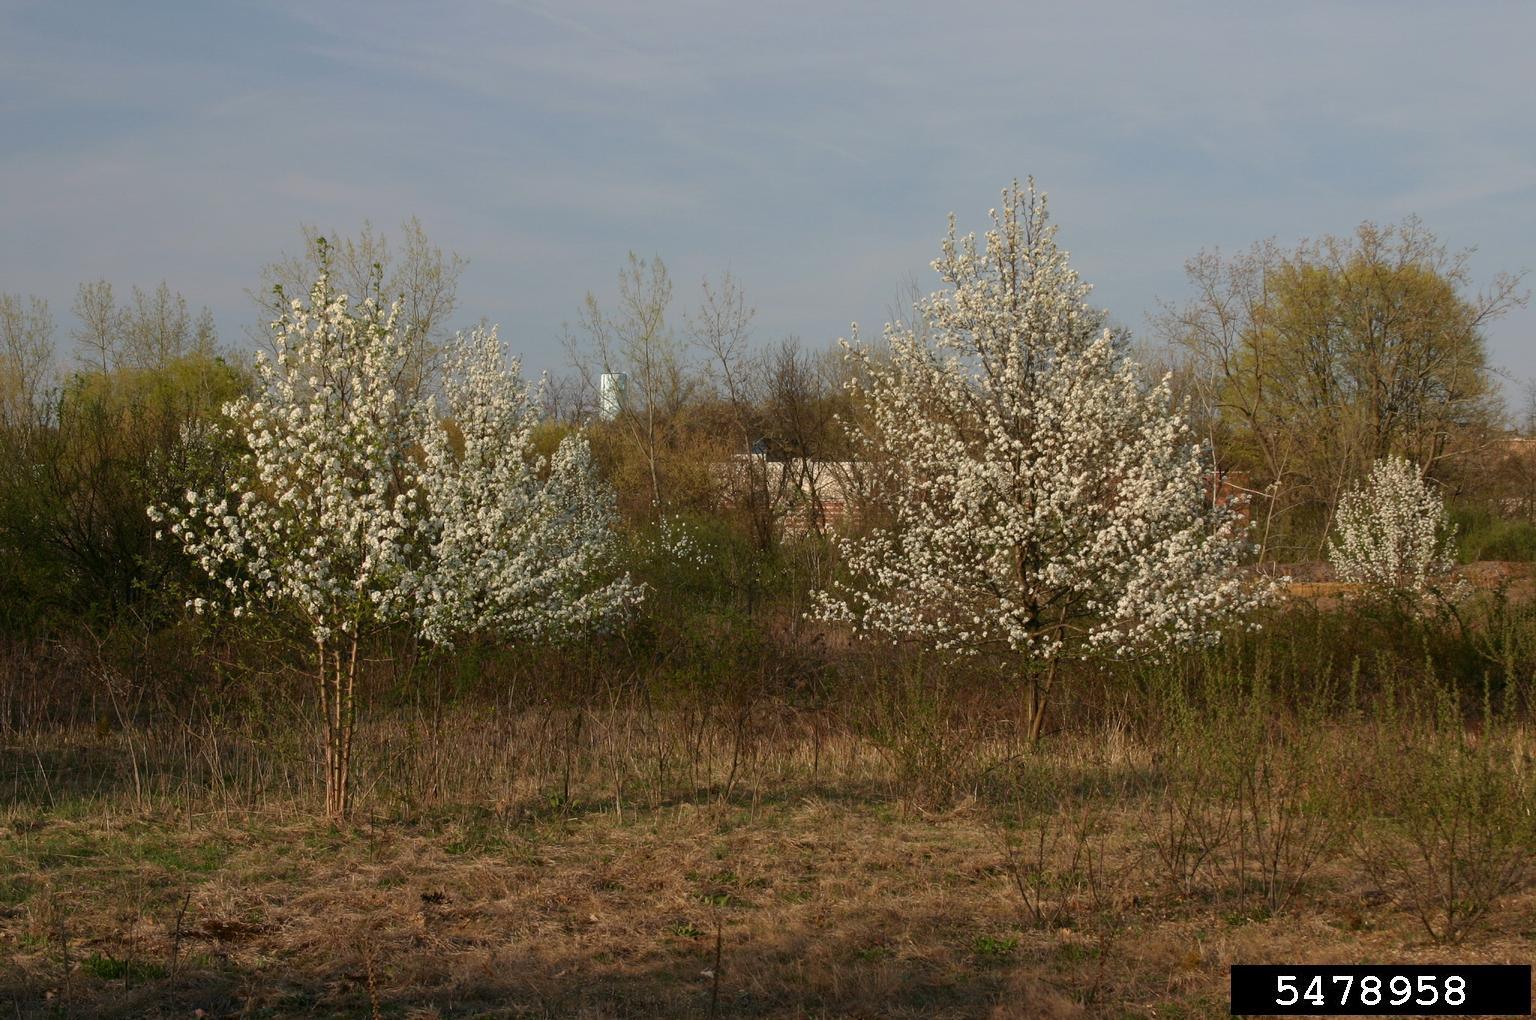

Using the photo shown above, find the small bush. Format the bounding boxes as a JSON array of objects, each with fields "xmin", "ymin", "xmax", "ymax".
[
  {"xmin": 857, "ymin": 658, "xmax": 992, "ymax": 807},
  {"xmin": 1353, "ymin": 698, "xmax": 1536, "ymax": 943},
  {"xmin": 1147, "ymin": 658, "xmax": 1356, "ymax": 913},
  {"xmin": 996, "ymin": 758, "xmax": 1129, "ymax": 929},
  {"xmin": 971, "ymin": 933, "xmax": 1019, "ymax": 960},
  {"xmin": 1225, "ymin": 720, "xmax": 1356, "ymax": 915}
]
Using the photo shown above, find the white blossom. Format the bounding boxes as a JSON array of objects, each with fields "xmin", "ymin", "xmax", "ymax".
[
  {"xmin": 1329, "ymin": 454, "xmax": 1457, "ymax": 596},
  {"xmin": 151, "ymin": 272, "xmax": 638, "ymax": 649},
  {"xmin": 813, "ymin": 181, "xmax": 1269, "ymax": 670},
  {"xmin": 415, "ymin": 326, "xmax": 642, "ymax": 647}
]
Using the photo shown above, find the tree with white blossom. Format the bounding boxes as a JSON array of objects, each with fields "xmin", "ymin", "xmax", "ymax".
[
  {"xmin": 814, "ymin": 181, "xmax": 1269, "ymax": 741},
  {"xmin": 151, "ymin": 257, "xmax": 637, "ymax": 817},
  {"xmin": 416, "ymin": 327, "xmax": 641, "ymax": 647},
  {"xmin": 1329, "ymin": 454, "xmax": 1457, "ymax": 597}
]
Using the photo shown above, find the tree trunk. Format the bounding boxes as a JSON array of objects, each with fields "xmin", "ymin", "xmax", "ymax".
[
  {"xmin": 317, "ymin": 637, "xmax": 337, "ymax": 817},
  {"xmin": 1025, "ymin": 654, "xmax": 1060, "ymax": 744},
  {"xmin": 646, "ymin": 407, "xmax": 663, "ymax": 514},
  {"xmin": 339, "ymin": 632, "xmax": 359, "ymax": 818},
  {"xmin": 317, "ymin": 634, "xmax": 359, "ymax": 820}
]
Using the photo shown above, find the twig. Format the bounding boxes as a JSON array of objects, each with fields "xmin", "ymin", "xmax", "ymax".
[{"xmin": 169, "ymin": 889, "xmax": 192, "ymax": 979}]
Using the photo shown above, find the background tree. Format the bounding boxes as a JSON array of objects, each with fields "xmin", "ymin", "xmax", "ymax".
[
  {"xmin": 72, "ymin": 279, "xmax": 117, "ymax": 373},
  {"xmin": 0, "ymin": 293, "xmax": 58, "ymax": 627},
  {"xmin": 72, "ymin": 280, "xmax": 217, "ymax": 373},
  {"xmin": 1158, "ymin": 219, "xmax": 1526, "ymax": 557},
  {"xmin": 0, "ymin": 286, "xmax": 241, "ymax": 630},
  {"xmin": 567, "ymin": 253, "xmax": 701, "ymax": 515},
  {"xmin": 758, "ymin": 338, "xmax": 853, "ymax": 538},
  {"xmin": 815, "ymin": 181, "xmax": 1264, "ymax": 741},
  {"xmin": 687, "ymin": 271, "xmax": 786, "ymax": 549},
  {"xmin": 40, "ymin": 353, "xmax": 244, "ymax": 616},
  {"xmin": 0, "ymin": 292, "xmax": 54, "ymax": 429},
  {"xmin": 255, "ymin": 217, "xmax": 466, "ymax": 398}
]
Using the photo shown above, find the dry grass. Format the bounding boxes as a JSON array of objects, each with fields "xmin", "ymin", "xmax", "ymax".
[
  {"xmin": 1283, "ymin": 581, "xmax": 1364, "ymax": 600},
  {"xmin": 2, "ymin": 713, "xmax": 1534, "ymax": 1019},
  {"xmin": 1283, "ymin": 561, "xmax": 1536, "ymax": 603}
]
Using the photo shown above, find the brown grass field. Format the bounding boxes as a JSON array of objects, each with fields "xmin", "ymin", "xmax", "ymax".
[{"xmin": 2, "ymin": 706, "xmax": 1532, "ymax": 1019}]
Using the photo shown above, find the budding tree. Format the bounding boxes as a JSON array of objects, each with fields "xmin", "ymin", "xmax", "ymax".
[
  {"xmin": 152, "ymin": 263, "xmax": 636, "ymax": 817},
  {"xmin": 1329, "ymin": 455, "xmax": 1456, "ymax": 596},
  {"xmin": 814, "ymin": 181, "xmax": 1266, "ymax": 741}
]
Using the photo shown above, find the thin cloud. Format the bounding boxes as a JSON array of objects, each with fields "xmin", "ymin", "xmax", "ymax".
[{"xmin": 1, "ymin": 0, "xmax": 1531, "ymax": 385}]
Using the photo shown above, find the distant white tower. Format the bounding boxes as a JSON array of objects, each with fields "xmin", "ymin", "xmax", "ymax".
[{"xmin": 599, "ymin": 373, "xmax": 628, "ymax": 421}]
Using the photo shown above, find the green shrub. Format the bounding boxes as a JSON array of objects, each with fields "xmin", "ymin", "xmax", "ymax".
[
  {"xmin": 1146, "ymin": 661, "xmax": 1356, "ymax": 911},
  {"xmin": 1353, "ymin": 692, "xmax": 1536, "ymax": 943},
  {"xmin": 1451, "ymin": 506, "xmax": 1536, "ymax": 563}
]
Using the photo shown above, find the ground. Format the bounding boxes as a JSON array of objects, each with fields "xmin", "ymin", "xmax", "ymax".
[{"xmin": 3, "ymin": 743, "xmax": 1532, "ymax": 1019}]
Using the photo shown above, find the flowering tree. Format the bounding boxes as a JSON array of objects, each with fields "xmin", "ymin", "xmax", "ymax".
[
  {"xmin": 416, "ymin": 327, "xmax": 641, "ymax": 646},
  {"xmin": 814, "ymin": 181, "xmax": 1266, "ymax": 741},
  {"xmin": 1329, "ymin": 454, "xmax": 1457, "ymax": 596},
  {"xmin": 152, "ymin": 265, "xmax": 636, "ymax": 817}
]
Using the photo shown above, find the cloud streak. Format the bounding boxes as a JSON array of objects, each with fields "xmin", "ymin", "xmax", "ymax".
[{"xmin": 1, "ymin": 1, "xmax": 1531, "ymax": 386}]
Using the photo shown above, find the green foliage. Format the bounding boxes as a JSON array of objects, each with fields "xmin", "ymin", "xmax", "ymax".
[
  {"xmin": 80, "ymin": 952, "xmax": 166, "ymax": 982},
  {"xmin": 970, "ymin": 934, "xmax": 1019, "ymax": 960},
  {"xmin": 1163, "ymin": 219, "xmax": 1519, "ymax": 558},
  {"xmin": 1128, "ymin": 593, "xmax": 1536, "ymax": 722},
  {"xmin": 0, "ymin": 875, "xmax": 35, "ymax": 906},
  {"xmin": 1153, "ymin": 662, "xmax": 1357, "ymax": 912},
  {"xmin": 1352, "ymin": 689, "xmax": 1535, "ymax": 943},
  {"xmin": 627, "ymin": 511, "xmax": 788, "ymax": 612},
  {"xmin": 858, "ymin": 659, "xmax": 976, "ymax": 806},
  {"xmin": 1449, "ymin": 505, "xmax": 1536, "ymax": 562},
  {"xmin": 0, "ymin": 352, "xmax": 247, "ymax": 633},
  {"xmin": 615, "ymin": 512, "xmax": 826, "ymax": 709}
]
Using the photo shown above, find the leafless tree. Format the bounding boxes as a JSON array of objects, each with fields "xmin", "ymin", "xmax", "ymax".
[
  {"xmin": 566, "ymin": 253, "xmax": 697, "ymax": 513},
  {"xmin": 254, "ymin": 217, "xmax": 466, "ymax": 397},
  {"xmin": 0, "ymin": 293, "xmax": 55, "ymax": 429}
]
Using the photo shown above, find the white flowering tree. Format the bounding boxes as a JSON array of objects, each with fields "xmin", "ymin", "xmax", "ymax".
[
  {"xmin": 152, "ymin": 264, "xmax": 637, "ymax": 817},
  {"xmin": 814, "ymin": 181, "xmax": 1267, "ymax": 741},
  {"xmin": 416, "ymin": 327, "xmax": 641, "ymax": 646},
  {"xmin": 1329, "ymin": 454, "xmax": 1457, "ymax": 596}
]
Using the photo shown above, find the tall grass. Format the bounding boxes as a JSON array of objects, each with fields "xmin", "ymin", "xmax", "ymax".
[{"xmin": 4, "ymin": 588, "xmax": 1535, "ymax": 952}]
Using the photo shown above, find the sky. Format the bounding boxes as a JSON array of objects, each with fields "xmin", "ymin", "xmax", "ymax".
[{"xmin": 3, "ymin": 1, "xmax": 1533, "ymax": 395}]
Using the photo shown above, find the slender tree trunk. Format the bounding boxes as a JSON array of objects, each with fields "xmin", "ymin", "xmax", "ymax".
[
  {"xmin": 332, "ymin": 646, "xmax": 343, "ymax": 817},
  {"xmin": 316, "ymin": 640, "xmax": 325, "ymax": 810},
  {"xmin": 1026, "ymin": 654, "xmax": 1061, "ymax": 744},
  {"xmin": 316, "ymin": 637, "xmax": 338, "ymax": 817},
  {"xmin": 646, "ymin": 406, "xmax": 663, "ymax": 513},
  {"xmin": 315, "ymin": 633, "xmax": 360, "ymax": 820},
  {"xmin": 330, "ymin": 646, "xmax": 343, "ymax": 818},
  {"xmin": 340, "ymin": 631, "xmax": 359, "ymax": 818}
]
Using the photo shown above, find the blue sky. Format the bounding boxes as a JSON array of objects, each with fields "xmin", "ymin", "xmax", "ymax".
[{"xmin": 3, "ymin": 1, "xmax": 1532, "ymax": 393}]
